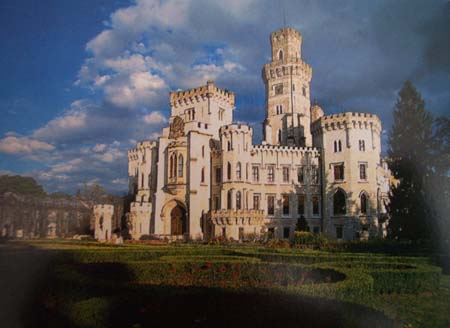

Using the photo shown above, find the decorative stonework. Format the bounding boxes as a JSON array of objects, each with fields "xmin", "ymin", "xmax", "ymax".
[{"xmin": 169, "ymin": 116, "xmax": 185, "ymax": 139}]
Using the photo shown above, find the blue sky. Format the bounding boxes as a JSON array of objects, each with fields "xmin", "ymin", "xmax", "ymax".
[{"xmin": 0, "ymin": 0, "xmax": 449, "ymax": 195}]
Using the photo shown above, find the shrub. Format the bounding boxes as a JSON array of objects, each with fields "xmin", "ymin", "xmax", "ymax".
[{"xmin": 266, "ymin": 238, "xmax": 291, "ymax": 249}]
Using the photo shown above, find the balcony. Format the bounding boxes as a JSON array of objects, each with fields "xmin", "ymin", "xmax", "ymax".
[{"xmin": 208, "ymin": 209, "xmax": 265, "ymax": 226}]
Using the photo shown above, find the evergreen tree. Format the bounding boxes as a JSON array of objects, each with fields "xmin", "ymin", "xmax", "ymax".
[
  {"xmin": 295, "ymin": 215, "xmax": 309, "ymax": 232},
  {"xmin": 387, "ymin": 81, "xmax": 433, "ymax": 240}
]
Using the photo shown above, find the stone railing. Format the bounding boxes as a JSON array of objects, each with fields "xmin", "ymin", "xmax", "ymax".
[{"xmin": 208, "ymin": 209, "xmax": 265, "ymax": 226}]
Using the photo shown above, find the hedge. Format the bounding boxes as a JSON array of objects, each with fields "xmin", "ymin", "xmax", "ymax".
[{"xmin": 323, "ymin": 261, "xmax": 442, "ymax": 294}]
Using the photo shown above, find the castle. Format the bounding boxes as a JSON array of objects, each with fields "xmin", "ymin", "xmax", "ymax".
[{"xmin": 94, "ymin": 28, "xmax": 391, "ymax": 242}]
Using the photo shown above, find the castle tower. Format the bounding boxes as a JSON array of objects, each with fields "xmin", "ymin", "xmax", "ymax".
[{"xmin": 262, "ymin": 28, "xmax": 313, "ymax": 147}]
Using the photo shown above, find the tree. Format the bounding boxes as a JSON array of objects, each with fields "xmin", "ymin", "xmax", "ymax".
[
  {"xmin": 0, "ymin": 175, "xmax": 46, "ymax": 197},
  {"xmin": 387, "ymin": 81, "xmax": 449, "ymax": 242},
  {"xmin": 295, "ymin": 215, "xmax": 309, "ymax": 232}
]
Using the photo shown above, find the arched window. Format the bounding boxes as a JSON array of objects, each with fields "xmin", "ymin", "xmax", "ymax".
[
  {"xmin": 201, "ymin": 167, "xmax": 205, "ymax": 183},
  {"xmin": 169, "ymin": 155, "xmax": 173, "ymax": 178},
  {"xmin": 227, "ymin": 141, "xmax": 231, "ymax": 151},
  {"xmin": 141, "ymin": 173, "xmax": 144, "ymax": 187},
  {"xmin": 360, "ymin": 192, "xmax": 368, "ymax": 214},
  {"xmin": 177, "ymin": 154, "xmax": 183, "ymax": 177},
  {"xmin": 236, "ymin": 191, "xmax": 242, "ymax": 210},
  {"xmin": 333, "ymin": 189, "xmax": 346, "ymax": 215},
  {"xmin": 227, "ymin": 190, "xmax": 232, "ymax": 209},
  {"xmin": 202, "ymin": 145, "xmax": 205, "ymax": 158},
  {"xmin": 227, "ymin": 162, "xmax": 231, "ymax": 180},
  {"xmin": 334, "ymin": 141, "xmax": 337, "ymax": 153},
  {"xmin": 278, "ymin": 130, "xmax": 282, "ymax": 143},
  {"xmin": 338, "ymin": 140, "xmax": 342, "ymax": 152},
  {"xmin": 236, "ymin": 162, "xmax": 241, "ymax": 180},
  {"xmin": 278, "ymin": 49, "xmax": 283, "ymax": 60}
]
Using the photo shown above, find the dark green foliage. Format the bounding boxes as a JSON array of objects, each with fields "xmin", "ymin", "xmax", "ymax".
[
  {"xmin": 0, "ymin": 174, "xmax": 46, "ymax": 197},
  {"xmin": 387, "ymin": 81, "xmax": 450, "ymax": 242},
  {"xmin": 295, "ymin": 215, "xmax": 309, "ymax": 232}
]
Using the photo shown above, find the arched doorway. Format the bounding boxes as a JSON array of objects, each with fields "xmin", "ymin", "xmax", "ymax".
[{"xmin": 171, "ymin": 205, "xmax": 186, "ymax": 235}]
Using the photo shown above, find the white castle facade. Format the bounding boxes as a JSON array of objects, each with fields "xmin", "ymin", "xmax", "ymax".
[{"xmin": 95, "ymin": 28, "xmax": 391, "ymax": 241}]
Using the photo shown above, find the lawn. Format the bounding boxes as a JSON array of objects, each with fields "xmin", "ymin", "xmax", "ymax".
[{"xmin": 1, "ymin": 240, "xmax": 449, "ymax": 328}]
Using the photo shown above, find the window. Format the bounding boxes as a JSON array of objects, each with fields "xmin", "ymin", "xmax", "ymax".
[
  {"xmin": 202, "ymin": 145, "xmax": 205, "ymax": 158},
  {"xmin": 275, "ymin": 83, "xmax": 283, "ymax": 95},
  {"xmin": 201, "ymin": 167, "xmax": 205, "ymax": 183},
  {"xmin": 253, "ymin": 194, "xmax": 260, "ymax": 210},
  {"xmin": 227, "ymin": 141, "xmax": 232, "ymax": 151},
  {"xmin": 236, "ymin": 191, "xmax": 242, "ymax": 210},
  {"xmin": 215, "ymin": 167, "xmax": 221, "ymax": 183},
  {"xmin": 334, "ymin": 164, "xmax": 344, "ymax": 181},
  {"xmin": 277, "ymin": 130, "xmax": 282, "ymax": 143},
  {"xmin": 276, "ymin": 105, "xmax": 283, "ymax": 115},
  {"xmin": 292, "ymin": 84, "xmax": 295, "ymax": 92},
  {"xmin": 278, "ymin": 49, "xmax": 283, "ymax": 60},
  {"xmin": 360, "ymin": 193, "xmax": 368, "ymax": 214},
  {"xmin": 282, "ymin": 167, "xmax": 290, "ymax": 183},
  {"xmin": 252, "ymin": 166, "xmax": 259, "ymax": 182},
  {"xmin": 311, "ymin": 166, "xmax": 319, "ymax": 184},
  {"xmin": 336, "ymin": 226, "xmax": 343, "ymax": 239},
  {"xmin": 267, "ymin": 195, "xmax": 275, "ymax": 215},
  {"xmin": 313, "ymin": 226, "xmax": 320, "ymax": 234},
  {"xmin": 169, "ymin": 153, "xmax": 177, "ymax": 178},
  {"xmin": 267, "ymin": 166, "xmax": 275, "ymax": 183},
  {"xmin": 177, "ymin": 154, "xmax": 183, "ymax": 177},
  {"xmin": 214, "ymin": 196, "xmax": 220, "ymax": 210},
  {"xmin": 359, "ymin": 140, "xmax": 365, "ymax": 151},
  {"xmin": 218, "ymin": 108, "xmax": 224, "ymax": 120},
  {"xmin": 333, "ymin": 189, "xmax": 346, "ymax": 215},
  {"xmin": 141, "ymin": 173, "xmax": 144, "ymax": 188},
  {"xmin": 297, "ymin": 194, "xmax": 305, "ymax": 215},
  {"xmin": 239, "ymin": 227, "xmax": 244, "ymax": 241},
  {"xmin": 334, "ymin": 140, "xmax": 343, "ymax": 152},
  {"xmin": 227, "ymin": 190, "xmax": 232, "ymax": 209},
  {"xmin": 222, "ymin": 227, "xmax": 227, "ymax": 237},
  {"xmin": 282, "ymin": 195, "xmax": 290, "ymax": 215},
  {"xmin": 236, "ymin": 162, "xmax": 242, "ymax": 180},
  {"xmin": 283, "ymin": 227, "xmax": 290, "ymax": 239},
  {"xmin": 312, "ymin": 196, "xmax": 320, "ymax": 215},
  {"xmin": 297, "ymin": 167, "xmax": 304, "ymax": 183},
  {"xmin": 359, "ymin": 163, "xmax": 367, "ymax": 180},
  {"xmin": 227, "ymin": 162, "xmax": 231, "ymax": 180},
  {"xmin": 302, "ymin": 86, "xmax": 306, "ymax": 97},
  {"xmin": 268, "ymin": 227, "xmax": 275, "ymax": 239}
]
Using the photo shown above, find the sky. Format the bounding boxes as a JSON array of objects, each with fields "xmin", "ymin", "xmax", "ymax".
[{"xmin": 0, "ymin": 0, "xmax": 449, "ymax": 195}]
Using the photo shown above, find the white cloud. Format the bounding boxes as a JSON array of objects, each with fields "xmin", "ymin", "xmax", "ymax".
[
  {"xmin": 143, "ymin": 111, "xmax": 167, "ymax": 125},
  {"xmin": 92, "ymin": 144, "xmax": 107, "ymax": 152},
  {"xmin": 0, "ymin": 136, "xmax": 55, "ymax": 155}
]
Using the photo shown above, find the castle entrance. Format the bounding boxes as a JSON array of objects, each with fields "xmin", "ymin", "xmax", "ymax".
[{"xmin": 170, "ymin": 205, "xmax": 186, "ymax": 235}]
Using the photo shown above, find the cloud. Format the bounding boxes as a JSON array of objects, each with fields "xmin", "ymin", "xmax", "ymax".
[
  {"xmin": 143, "ymin": 111, "xmax": 168, "ymax": 125},
  {"xmin": 0, "ymin": 136, "xmax": 54, "ymax": 155},
  {"xmin": 3, "ymin": 0, "xmax": 450, "ymax": 195}
]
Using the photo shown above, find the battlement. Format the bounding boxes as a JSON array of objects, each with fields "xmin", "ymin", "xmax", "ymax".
[
  {"xmin": 219, "ymin": 123, "xmax": 253, "ymax": 135},
  {"xmin": 311, "ymin": 112, "xmax": 382, "ymax": 134},
  {"xmin": 93, "ymin": 204, "xmax": 114, "ymax": 213},
  {"xmin": 128, "ymin": 140, "xmax": 157, "ymax": 160},
  {"xmin": 252, "ymin": 144, "xmax": 320, "ymax": 156},
  {"xmin": 169, "ymin": 81, "xmax": 235, "ymax": 107},
  {"xmin": 271, "ymin": 28, "xmax": 302, "ymax": 42},
  {"xmin": 263, "ymin": 60, "xmax": 312, "ymax": 82}
]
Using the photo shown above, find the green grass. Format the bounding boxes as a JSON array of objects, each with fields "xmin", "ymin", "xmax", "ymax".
[{"xmin": 10, "ymin": 240, "xmax": 450, "ymax": 327}]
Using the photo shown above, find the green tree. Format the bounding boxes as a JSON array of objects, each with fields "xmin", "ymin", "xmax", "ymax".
[
  {"xmin": 0, "ymin": 175, "xmax": 46, "ymax": 197},
  {"xmin": 387, "ymin": 81, "xmax": 449, "ymax": 242},
  {"xmin": 295, "ymin": 215, "xmax": 309, "ymax": 232}
]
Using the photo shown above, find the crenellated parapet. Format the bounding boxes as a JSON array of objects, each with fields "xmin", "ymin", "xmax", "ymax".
[
  {"xmin": 251, "ymin": 144, "xmax": 320, "ymax": 158},
  {"xmin": 311, "ymin": 112, "xmax": 382, "ymax": 135},
  {"xmin": 262, "ymin": 60, "xmax": 312, "ymax": 83},
  {"xmin": 93, "ymin": 204, "xmax": 114, "ymax": 214},
  {"xmin": 170, "ymin": 80, "xmax": 235, "ymax": 108},
  {"xmin": 219, "ymin": 123, "xmax": 252, "ymax": 136}
]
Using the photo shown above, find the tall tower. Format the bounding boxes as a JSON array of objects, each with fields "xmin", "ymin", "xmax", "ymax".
[{"xmin": 262, "ymin": 28, "xmax": 313, "ymax": 147}]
